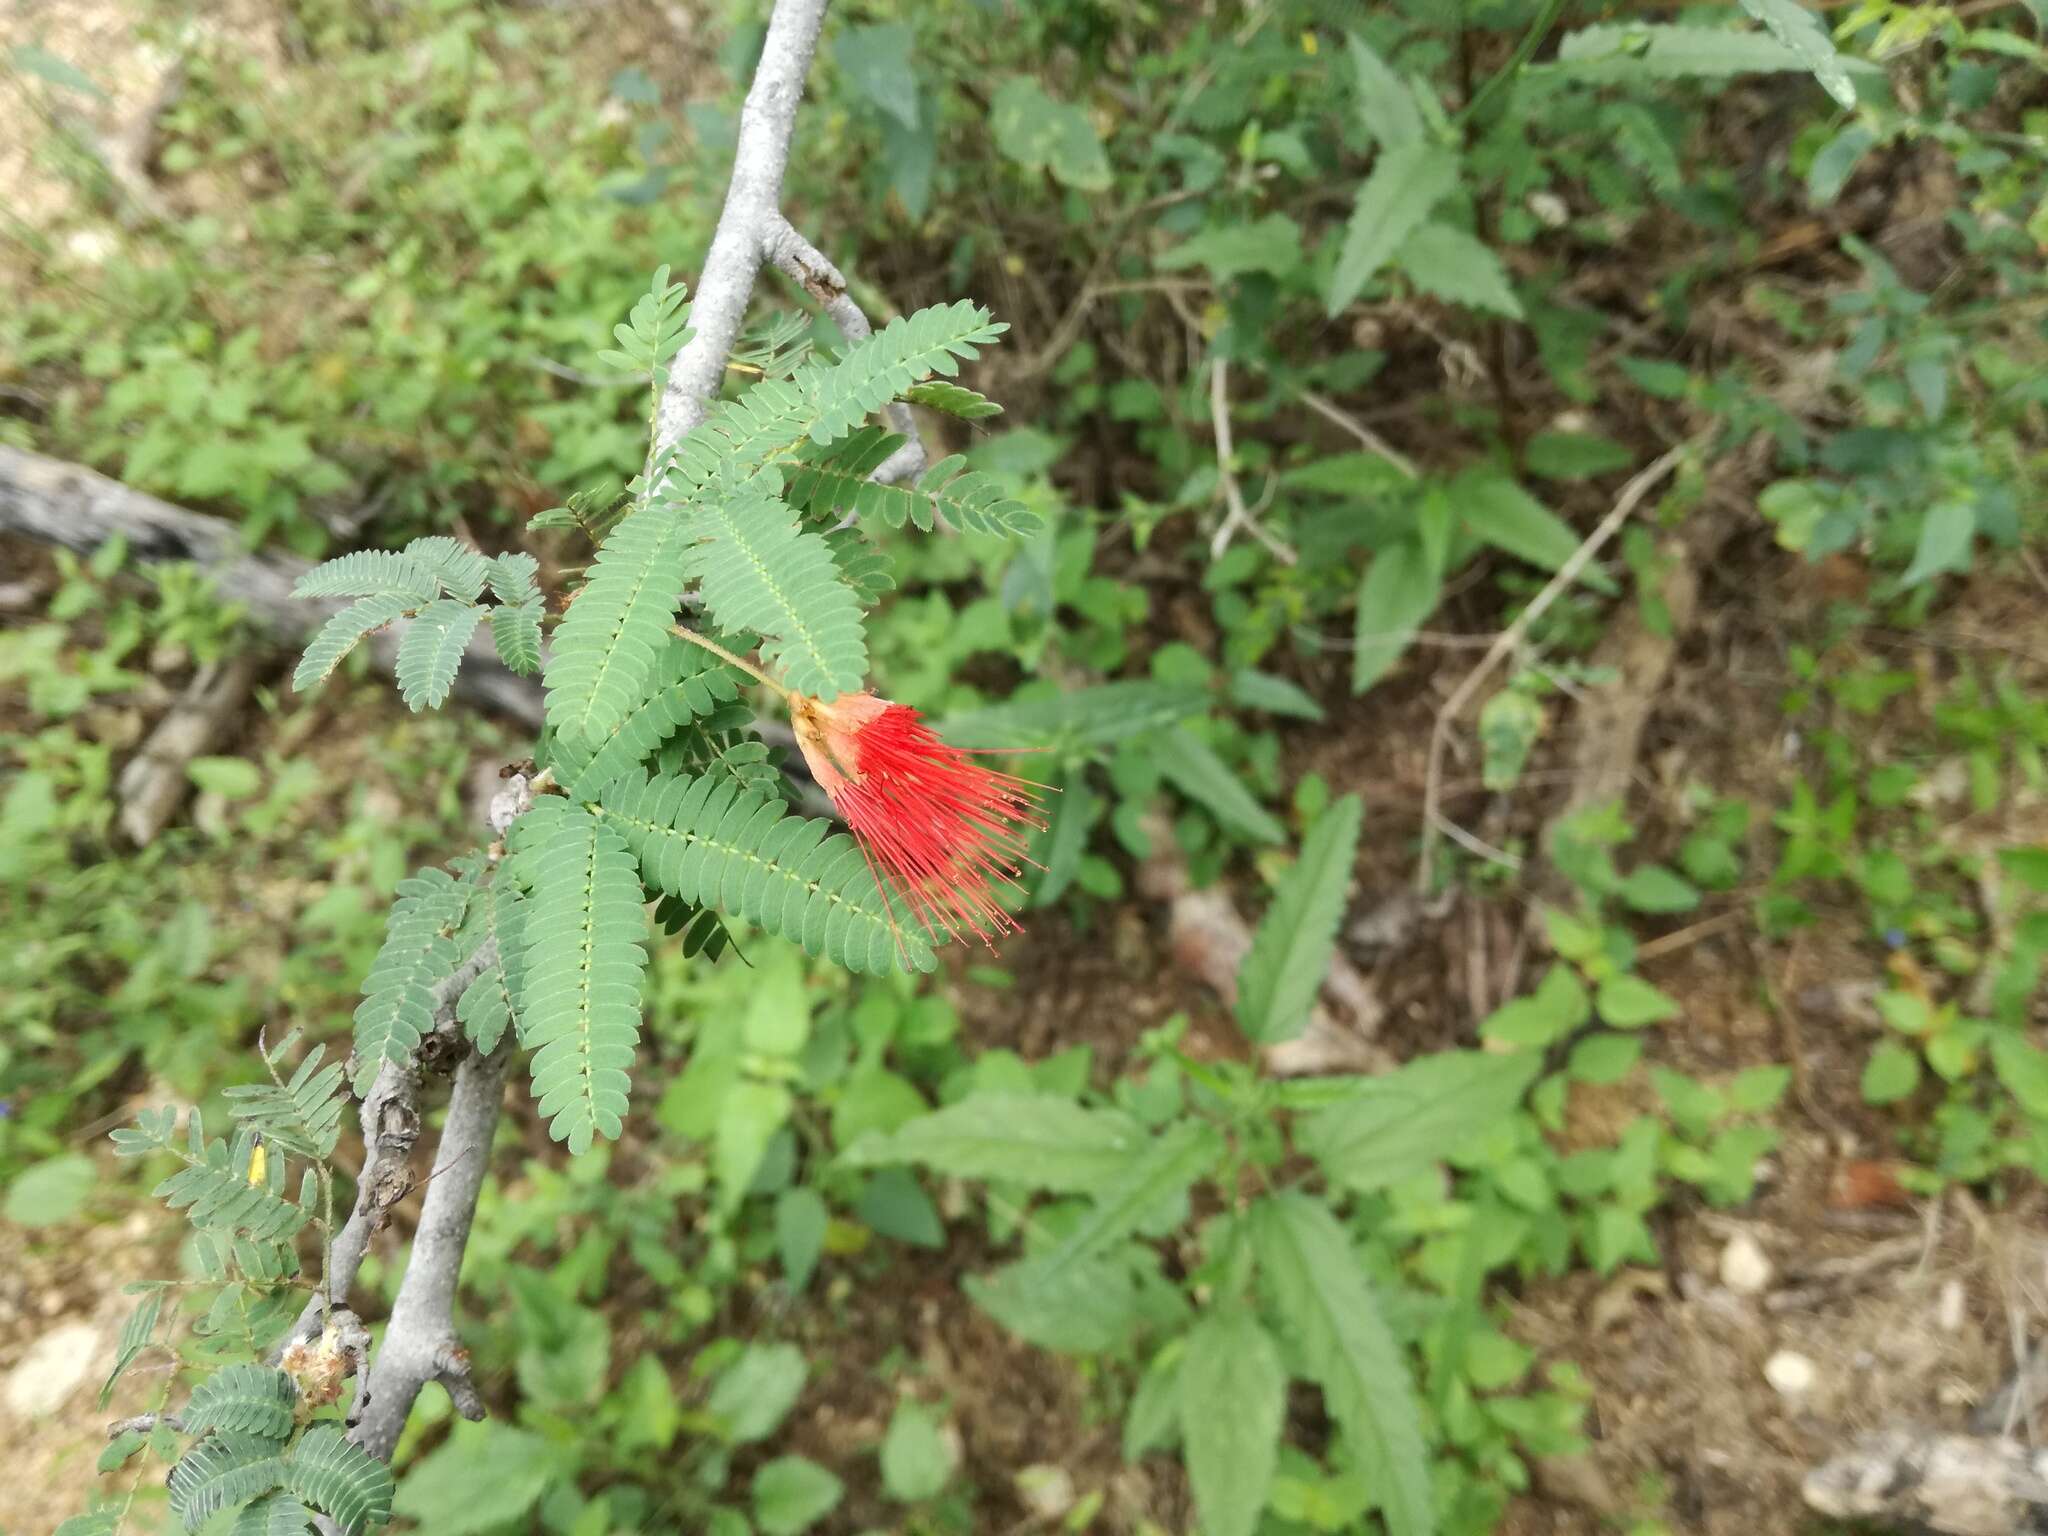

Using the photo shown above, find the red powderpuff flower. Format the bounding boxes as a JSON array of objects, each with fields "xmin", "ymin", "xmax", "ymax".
[{"xmin": 789, "ymin": 690, "xmax": 1044, "ymax": 950}]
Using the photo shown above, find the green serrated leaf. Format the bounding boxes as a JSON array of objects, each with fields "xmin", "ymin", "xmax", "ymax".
[
  {"xmin": 1158, "ymin": 727, "xmax": 1285, "ymax": 845},
  {"xmin": 841, "ymin": 1093, "xmax": 1146, "ymax": 1192},
  {"xmin": 1253, "ymin": 1195, "xmax": 1432, "ymax": 1536},
  {"xmin": 1238, "ymin": 796, "xmax": 1364, "ymax": 1043},
  {"xmin": 1327, "ymin": 143, "xmax": 1458, "ymax": 315},
  {"xmin": 1352, "ymin": 538, "xmax": 1440, "ymax": 694},
  {"xmin": 990, "ymin": 77, "xmax": 1110, "ymax": 191},
  {"xmin": 1739, "ymin": 0, "xmax": 1857, "ymax": 106},
  {"xmin": 1029, "ymin": 1119, "xmax": 1223, "ymax": 1278},
  {"xmin": 1298, "ymin": 1050, "xmax": 1541, "ymax": 1192},
  {"xmin": 1180, "ymin": 1308, "xmax": 1285, "ymax": 1536},
  {"xmin": 1393, "ymin": 222, "xmax": 1523, "ymax": 319}
]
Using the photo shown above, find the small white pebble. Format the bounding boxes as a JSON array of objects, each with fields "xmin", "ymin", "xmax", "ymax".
[
  {"xmin": 1720, "ymin": 1231, "xmax": 1773, "ymax": 1296},
  {"xmin": 1937, "ymin": 1278, "xmax": 1966, "ymax": 1332},
  {"xmin": 1014, "ymin": 1465, "xmax": 1074, "ymax": 1521},
  {"xmin": 65, "ymin": 227, "xmax": 118, "ymax": 265},
  {"xmin": 1765, "ymin": 1349, "xmax": 1817, "ymax": 1398}
]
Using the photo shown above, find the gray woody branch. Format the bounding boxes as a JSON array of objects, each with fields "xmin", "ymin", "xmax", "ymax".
[{"xmin": 650, "ymin": 0, "xmax": 924, "ymax": 492}]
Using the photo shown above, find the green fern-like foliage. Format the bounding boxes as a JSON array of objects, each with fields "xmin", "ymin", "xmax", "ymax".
[
  {"xmin": 101, "ymin": 1289, "xmax": 163, "ymax": 1407},
  {"xmin": 787, "ymin": 429, "xmax": 1043, "ymax": 536},
  {"xmin": 654, "ymin": 725, "xmax": 782, "ymax": 801},
  {"xmin": 514, "ymin": 802, "xmax": 648, "ymax": 1154},
  {"xmin": 169, "ymin": 1435, "xmax": 286, "ymax": 1532},
  {"xmin": 455, "ymin": 879, "xmax": 529, "ymax": 1054},
  {"xmin": 489, "ymin": 597, "xmax": 544, "ymax": 675},
  {"xmin": 152, "ymin": 1129, "xmax": 313, "ymax": 1244},
  {"xmin": 292, "ymin": 594, "xmax": 415, "ymax": 692},
  {"xmin": 595, "ymin": 769, "xmax": 932, "ymax": 975},
  {"xmin": 595, "ymin": 265, "xmax": 693, "ymax": 400},
  {"xmin": 222, "ymin": 1047, "xmax": 345, "ymax": 1161},
  {"xmin": 284, "ymin": 1426, "xmax": 395, "ymax": 1536},
  {"xmin": 402, "ymin": 537, "xmax": 489, "ymax": 601},
  {"xmin": 486, "ymin": 551, "xmax": 542, "ymax": 604},
  {"xmin": 660, "ymin": 374, "xmax": 808, "ymax": 494},
  {"xmin": 290, "ymin": 551, "xmax": 439, "ymax": 604},
  {"xmin": 902, "ymin": 379, "xmax": 1003, "ymax": 418},
  {"xmin": 678, "ymin": 469, "xmax": 867, "ymax": 698},
  {"xmin": 351, "ymin": 868, "xmax": 469, "ymax": 1091},
  {"xmin": 660, "ymin": 300, "xmax": 1004, "ymax": 492},
  {"xmin": 543, "ymin": 498, "xmax": 696, "ymax": 745},
  {"xmin": 823, "ymin": 526, "xmax": 897, "ymax": 606},
  {"xmin": 546, "ymin": 635, "xmax": 747, "ymax": 799},
  {"xmin": 229, "ymin": 1493, "xmax": 316, "ymax": 1536},
  {"xmin": 395, "ymin": 598, "xmax": 484, "ymax": 710},
  {"xmin": 183, "ymin": 1365, "xmax": 299, "ymax": 1440},
  {"xmin": 798, "ymin": 300, "xmax": 1007, "ymax": 444},
  {"xmin": 292, "ymin": 539, "xmax": 541, "ymax": 703},
  {"xmin": 731, "ymin": 308, "xmax": 815, "ymax": 379}
]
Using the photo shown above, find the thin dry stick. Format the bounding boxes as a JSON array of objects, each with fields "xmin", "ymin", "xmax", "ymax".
[
  {"xmin": 1298, "ymin": 388, "xmax": 1420, "ymax": 481},
  {"xmin": 1416, "ymin": 442, "xmax": 1692, "ymax": 891},
  {"xmin": 1208, "ymin": 356, "xmax": 1299, "ymax": 566},
  {"xmin": 1634, "ymin": 906, "xmax": 1749, "ymax": 960}
]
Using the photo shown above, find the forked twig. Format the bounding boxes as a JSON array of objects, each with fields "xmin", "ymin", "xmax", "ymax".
[
  {"xmin": 1416, "ymin": 442, "xmax": 1692, "ymax": 891},
  {"xmin": 1208, "ymin": 356, "xmax": 1299, "ymax": 566}
]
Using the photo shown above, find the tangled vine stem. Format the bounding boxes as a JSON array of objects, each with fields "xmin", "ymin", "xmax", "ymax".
[{"xmin": 294, "ymin": 0, "xmax": 852, "ymax": 1480}]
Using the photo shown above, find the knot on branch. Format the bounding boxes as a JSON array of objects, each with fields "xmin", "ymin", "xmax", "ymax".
[{"xmin": 432, "ymin": 1339, "xmax": 485, "ymax": 1422}]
